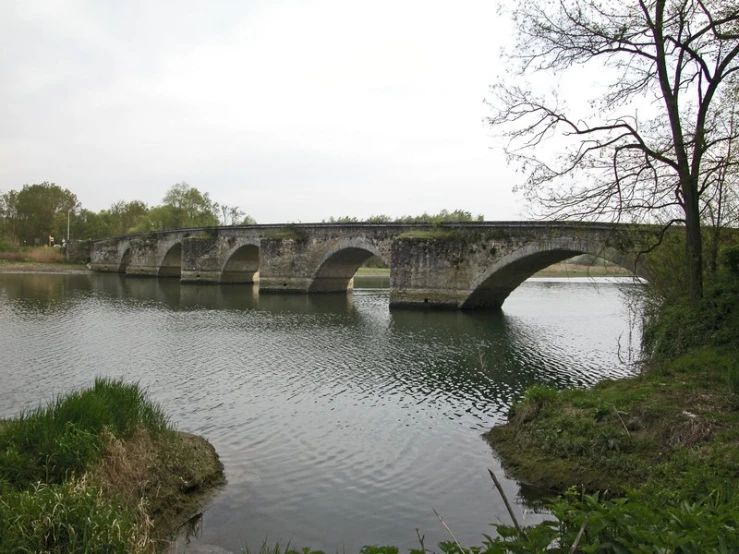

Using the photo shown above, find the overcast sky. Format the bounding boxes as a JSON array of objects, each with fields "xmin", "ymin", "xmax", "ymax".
[{"xmin": 0, "ymin": 0, "xmax": 527, "ymax": 223}]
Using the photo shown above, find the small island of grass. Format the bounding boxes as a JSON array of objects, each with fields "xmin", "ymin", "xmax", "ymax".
[{"xmin": 0, "ymin": 378, "xmax": 224, "ymax": 553}]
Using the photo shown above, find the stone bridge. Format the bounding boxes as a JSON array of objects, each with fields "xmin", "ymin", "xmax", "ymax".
[{"xmin": 87, "ymin": 222, "xmax": 651, "ymax": 310}]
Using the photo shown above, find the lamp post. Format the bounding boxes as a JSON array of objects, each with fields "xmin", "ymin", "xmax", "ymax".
[{"xmin": 67, "ymin": 208, "xmax": 72, "ymax": 243}]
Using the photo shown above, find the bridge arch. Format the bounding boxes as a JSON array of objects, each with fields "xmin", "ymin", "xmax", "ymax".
[
  {"xmin": 118, "ymin": 245, "xmax": 132, "ymax": 273},
  {"xmin": 309, "ymin": 241, "xmax": 388, "ymax": 293},
  {"xmin": 158, "ymin": 242, "xmax": 182, "ymax": 277},
  {"xmin": 462, "ymin": 239, "xmax": 639, "ymax": 310},
  {"xmin": 221, "ymin": 242, "xmax": 260, "ymax": 283}
]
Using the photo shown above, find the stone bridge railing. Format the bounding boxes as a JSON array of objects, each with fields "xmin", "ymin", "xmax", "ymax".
[{"xmin": 82, "ymin": 222, "xmax": 654, "ymax": 310}]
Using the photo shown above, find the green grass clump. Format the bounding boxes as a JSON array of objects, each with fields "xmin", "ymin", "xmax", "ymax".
[
  {"xmin": 0, "ymin": 478, "xmax": 152, "ymax": 554},
  {"xmin": 396, "ymin": 229, "xmax": 466, "ymax": 241},
  {"xmin": 0, "ymin": 378, "xmax": 170, "ymax": 491},
  {"xmin": 0, "ymin": 379, "xmax": 173, "ymax": 554}
]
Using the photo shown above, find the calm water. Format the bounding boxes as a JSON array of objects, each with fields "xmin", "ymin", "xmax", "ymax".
[{"xmin": 0, "ymin": 273, "xmax": 641, "ymax": 552}]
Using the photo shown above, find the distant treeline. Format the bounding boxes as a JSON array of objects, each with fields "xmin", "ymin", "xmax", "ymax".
[
  {"xmin": 324, "ymin": 209, "xmax": 484, "ymax": 224},
  {"xmin": 0, "ymin": 182, "xmax": 255, "ymax": 249}
]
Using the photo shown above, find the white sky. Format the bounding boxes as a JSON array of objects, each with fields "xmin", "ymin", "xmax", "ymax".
[{"xmin": 0, "ymin": 0, "xmax": 525, "ymax": 223}]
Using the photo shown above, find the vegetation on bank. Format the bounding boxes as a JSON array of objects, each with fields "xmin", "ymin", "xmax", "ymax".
[
  {"xmin": 0, "ymin": 245, "xmax": 65, "ymax": 264},
  {"xmin": 477, "ymin": 245, "xmax": 739, "ymax": 552},
  {"xmin": 0, "ymin": 378, "xmax": 224, "ymax": 553}
]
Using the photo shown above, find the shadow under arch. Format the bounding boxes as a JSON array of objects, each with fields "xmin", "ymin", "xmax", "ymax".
[
  {"xmin": 158, "ymin": 242, "xmax": 182, "ymax": 278},
  {"xmin": 462, "ymin": 242, "xmax": 640, "ymax": 310},
  {"xmin": 309, "ymin": 243, "xmax": 388, "ymax": 293},
  {"xmin": 118, "ymin": 246, "xmax": 132, "ymax": 274},
  {"xmin": 221, "ymin": 243, "xmax": 260, "ymax": 283}
]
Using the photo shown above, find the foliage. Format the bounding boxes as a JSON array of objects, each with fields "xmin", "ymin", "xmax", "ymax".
[
  {"xmin": 0, "ymin": 478, "xmax": 152, "ymax": 554},
  {"xmin": 722, "ymin": 244, "xmax": 739, "ymax": 279},
  {"xmin": 154, "ymin": 181, "xmax": 219, "ymax": 229},
  {"xmin": 1, "ymin": 182, "xmax": 254, "ymax": 240},
  {"xmin": 0, "ymin": 182, "xmax": 78, "ymax": 245},
  {"xmin": 0, "ymin": 234, "xmax": 18, "ymax": 252},
  {"xmin": 481, "ymin": 484, "xmax": 739, "ymax": 553},
  {"xmin": 0, "ymin": 379, "xmax": 227, "ymax": 553},
  {"xmin": 488, "ymin": 0, "xmax": 739, "ymax": 303},
  {"xmin": 326, "ymin": 210, "xmax": 484, "ymax": 224},
  {"xmin": 643, "ymin": 272, "xmax": 739, "ymax": 358},
  {"xmin": 107, "ymin": 200, "xmax": 150, "ymax": 235},
  {"xmin": 0, "ymin": 378, "xmax": 170, "ymax": 491}
]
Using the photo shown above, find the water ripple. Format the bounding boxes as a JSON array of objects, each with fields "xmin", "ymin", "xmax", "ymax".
[{"xmin": 0, "ymin": 274, "xmax": 641, "ymax": 552}]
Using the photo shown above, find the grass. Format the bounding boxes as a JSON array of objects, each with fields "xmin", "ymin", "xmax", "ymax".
[
  {"xmin": 0, "ymin": 378, "xmax": 224, "ymax": 554},
  {"xmin": 353, "ymin": 264, "xmax": 631, "ymax": 278},
  {"xmin": 355, "ymin": 266, "xmax": 390, "ymax": 276},
  {"xmin": 0, "ymin": 260, "xmax": 88, "ymax": 273},
  {"xmin": 396, "ymin": 229, "xmax": 466, "ymax": 241},
  {"xmin": 532, "ymin": 262, "xmax": 632, "ymax": 277},
  {"xmin": 0, "ymin": 246, "xmax": 65, "ymax": 263},
  {"xmin": 485, "ymin": 347, "xmax": 739, "ymax": 492},
  {"xmin": 1, "ymin": 379, "xmax": 170, "ymax": 490}
]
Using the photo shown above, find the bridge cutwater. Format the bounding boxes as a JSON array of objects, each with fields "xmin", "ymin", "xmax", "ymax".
[{"xmin": 85, "ymin": 222, "xmax": 649, "ymax": 310}]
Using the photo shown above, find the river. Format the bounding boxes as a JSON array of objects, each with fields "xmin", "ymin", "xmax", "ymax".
[{"xmin": 0, "ymin": 272, "xmax": 641, "ymax": 553}]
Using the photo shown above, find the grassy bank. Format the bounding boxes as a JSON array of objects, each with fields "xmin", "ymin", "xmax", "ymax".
[
  {"xmin": 355, "ymin": 263, "xmax": 631, "ymax": 278},
  {"xmin": 0, "ymin": 247, "xmax": 87, "ymax": 273},
  {"xmin": 485, "ymin": 347, "xmax": 739, "ymax": 492},
  {"xmin": 479, "ymin": 271, "xmax": 739, "ymax": 552},
  {"xmin": 0, "ymin": 378, "xmax": 224, "ymax": 553},
  {"xmin": 0, "ymin": 260, "xmax": 89, "ymax": 273}
]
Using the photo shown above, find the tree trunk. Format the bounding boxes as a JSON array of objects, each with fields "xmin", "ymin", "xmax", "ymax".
[{"xmin": 683, "ymin": 177, "xmax": 704, "ymax": 304}]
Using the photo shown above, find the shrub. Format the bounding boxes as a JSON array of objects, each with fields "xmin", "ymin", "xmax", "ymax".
[
  {"xmin": 722, "ymin": 244, "xmax": 739, "ymax": 279},
  {"xmin": 0, "ymin": 235, "xmax": 18, "ymax": 253}
]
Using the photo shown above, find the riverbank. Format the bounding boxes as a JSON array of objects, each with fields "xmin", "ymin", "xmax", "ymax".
[
  {"xmin": 356, "ymin": 263, "xmax": 632, "ymax": 278},
  {"xmin": 0, "ymin": 260, "xmax": 89, "ymax": 274},
  {"xmin": 481, "ymin": 275, "xmax": 739, "ymax": 551},
  {"xmin": 0, "ymin": 379, "xmax": 225, "ymax": 553},
  {"xmin": 485, "ymin": 346, "xmax": 739, "ymax": 492}
]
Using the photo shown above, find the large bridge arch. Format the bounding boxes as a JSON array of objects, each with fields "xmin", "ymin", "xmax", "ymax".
[
  {"xmin": 221, "ymin": 242, "xmax": 260, "ymax": 283},
  {"xmin": 309, "ymin": 241, "xmax": 388, "ymax": 293},
  {"xmin": 462, "ymin": 239, "xmax": 639, "ymax": 310},
  {"xmin": 158, "ymin": 242, "xmax": 182, "ymax": 277}
]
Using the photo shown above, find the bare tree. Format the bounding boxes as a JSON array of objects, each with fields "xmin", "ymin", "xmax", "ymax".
[
  {"xmin": 218, "ymin": 204, "xmax": 245, "ymax": 226},
  {"xmin": 488, "ymin": 0, "xmax": 739, "ymax": 302}
]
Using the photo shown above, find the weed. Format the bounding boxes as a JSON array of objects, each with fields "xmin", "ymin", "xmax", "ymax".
[
  {"xmin": 726, "ymin": 361, "xmax": 739, "ymax": 394},
  {"xmin": 0, "ymin": 476, "xmax": 153, "ymax": 554}
]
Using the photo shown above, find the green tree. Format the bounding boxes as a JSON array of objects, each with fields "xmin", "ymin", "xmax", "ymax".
[
  {"xmin": 157, "ymin": 182, "xmax": 218, "ymax": 229},
  {"xmin": 108, "ymin": 200, "xmax": 150, "ymax": 235},
  {"xmin": 68, "ymin": 209, "xmax": 114, "ymax": 240},
  {"xmin": 3, "ymin": 182, "xmax": 78, "ymax": 244},
  {"xmin": 324, "ymin": 210, "xmax": 484, "ymax": 224},
  {"xmin": 487, "ymin": 0, "xmax": 739, "ymax": 303}
]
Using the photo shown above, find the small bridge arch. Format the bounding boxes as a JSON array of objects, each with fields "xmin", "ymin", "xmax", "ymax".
[
  {"xmin": 118, "ymin": 246, "xmax": 133, "ymax": 273},
  {"xmin": 221, "ymin": 242, "xmax": 260, "ymax": 283},
  {"xmin": 158, "ymin": 242, "xmax": 182, "ymax": 277},
  {"xmin": 462, "ymin": 239, "xmax": 639, "ymax": 310},
  {"xmin": 309, "ymin": 241, "xmax": 388, "ymax": 293}
]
